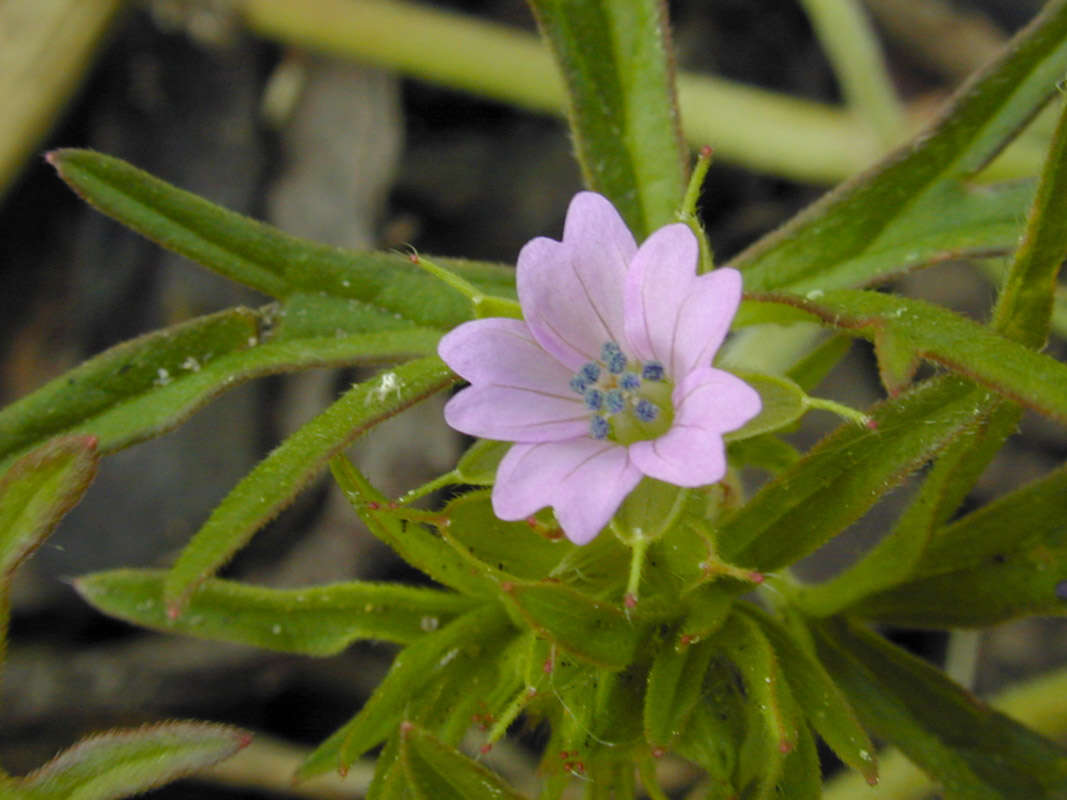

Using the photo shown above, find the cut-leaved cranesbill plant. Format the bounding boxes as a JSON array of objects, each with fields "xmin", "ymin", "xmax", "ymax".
[{"xmin": 2, "ymin": 1, "xmax": 1067, "ymax": 798}]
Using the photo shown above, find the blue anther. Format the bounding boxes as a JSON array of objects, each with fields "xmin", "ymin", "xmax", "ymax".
[
  {"xmin": 569, "ymin": 375, "xmax": 589, "ymax": 394},
  {"xmin": 641, "ymin": 361, "xmax": 665, "ymax": 381},
  {"xmin": 590, "ymin": 415, "xmax": 610, "ymax": 440},
  {"xmin": 635, "ymin": 399, "xmax": 659, "ymax": 422},
  {"xmin": 604, "ymin": 389, "xmax": 625, "ymax": 414},
  {"xmin": 584, "ymin": 388, "xmax": 604, "ymax": 411},
  {"xmin": 619, "ymin": 372, "xmax": 641, "ymax": 391},
  {"xmin": 601, "ymin": 342, "xmax": 627, "ymax": 374},
  {"xmin": 580, "ymin": 362, "xmax": 601, "ymax": 383}
]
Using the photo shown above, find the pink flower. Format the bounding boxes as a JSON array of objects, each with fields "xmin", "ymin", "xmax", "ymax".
[{"xmin": 438, "ymin": 192, "xmax": 761, "ymax": 545}]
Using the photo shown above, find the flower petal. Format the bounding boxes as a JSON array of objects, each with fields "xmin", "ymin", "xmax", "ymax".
[
  {"xmin": 494, "ymin": 439, "xmax": 642, "ymax": 544},
  {"xmin": 518, "ymin": 192, "xmax": 636, "ymax": 369},
  {"xmin": 438, "ymin": 318, "xmax": 574, "ymax": 390},
  {"xmin": 671, "ymin": 268, "xmax": 742, "ymax": 377},
  {"xmin": 674, "ymin": 366, "xmax": 762, "ymax": 433},
  {"xmin": 629, "ymin": 367, "xmax": 761, "ymax": 487},
  {"xmin": 623, "ymin": 222, "xmax": 700, "ymax": 373},
  {"xmin": 444, "ymin": 386, "xmax": 588, "ymax": 442}
]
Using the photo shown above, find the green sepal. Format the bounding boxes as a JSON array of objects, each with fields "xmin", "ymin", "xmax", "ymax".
[
  {"xmin": 454, "ymin": 439, "xmax": 510, "ymax": 485},
  {"xmin": 723, "ymin": 372, "xmax": 808, "ymax": 442},
  {"xmin": 644, "ymin": 636, "xmax": 716, "ymax": 750}
]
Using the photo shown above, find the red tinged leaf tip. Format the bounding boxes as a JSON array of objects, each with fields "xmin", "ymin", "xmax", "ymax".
[
  {"xmin": 866, "ymin": 773, "xmax": 879, "ymax": 786},
  {"xmin": 866, "ymin": 418, "xmax": 879, "ymax": 430},
  {"xmin": 165, "ymin": 604, "xmax": 181, "ymax": 621},
  {"xmin": 400, "ymin": 721, "xmax": 414, "ymax": 734},
  {"xmin": 778, "ymin": 739, "xmax": 794, "ymax": 754},
  {"xmin": 237, "ymin": 733, "xmax": 254, "ymax": 749},
  {"xmin": 624, "ymin": 593, "xmax": 638, "ymax": 609},
  {"xmin": 480, "ymin": 743, "xmax": 493, "ymax": 754},
  {"xmin": 678, "ymin": 633, "xmax": 694, "ymax": 647},
  {"xmin": 699, "ymin": 145, "xmax": 713, "ymax": 159},
  {"xmin": 749, "ymin": 571, "xmax": 765, "ymax": 584},
  {"xmin": 651, "ymin": 747, "xmax": 666, "ymax": 758},
  {"xmin": 499, "ymin": 581, "xmax": 514, "ymax": 593}
]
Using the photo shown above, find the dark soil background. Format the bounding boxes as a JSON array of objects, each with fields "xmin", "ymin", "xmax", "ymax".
[{"xmin": 0, "ymin": 1, "xmax": 1062, "ymax": 796}]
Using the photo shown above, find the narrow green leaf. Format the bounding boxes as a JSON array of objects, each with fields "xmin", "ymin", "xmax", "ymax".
[
  {"xmin": 814, "ymin": 617, "xmax": 1067, "ymax": 798},
  {"xmin": 164, "ymin": 357, "xmax": 457, "ymax": 613},
  {"xmin": 17, "ymin": 722, "xmax": 250, "ymax": 800},
  {"xmin": 0, "ymin": 309, "xmax": 257, "ymax": 468},
  {"xmin": 0, "ymin": 434, "xmax": 99, "ymax": 669},
  {"xmin": 644, "ymin": 637, "xmax": 715, "ymax": 749},
  {"xmin": 673, "ymin": 674, "xmax": 742, "ymax": 794},
  {"xmin": 528, "ymin": 0, "xmax": 685, "ymax": 238},
  {"xmin": 719, "ymin": 614, "xmax": 797, "ymax": 799},
  {"xmin": 677, "ymin": 583, "xmax": 735, "ymax": 647},
  {"xmin": 730, "ymin": 0, "xmax": 1067, "ymax": 291},
  {"xmin": 296, "ymin": 604, "xmax": 512, "ymax": 780},
  {"xmin": 454, "ymin": 439, "xmax": 509, "ymax": 486},
  {"xmin": 740, "ymin": 606, "xmax": 876, "ymax": 783},
  {"xmin": 850, "ymin": 460, "xmax": 1067, "ymax": 627},
  {"xmin": 720, "ymin": 375, "xmax": 988, "ymax": 572},
  {"xmin": 726, "ymin": 434, "xmax": 799, "ymax": 474},
  {"xmin": 440, "ymin": 491, "xmax": 571, "ymax": 581},
  {"xmin": 330, "ymin": 456, "xmax": 494, "ymax": 597},
  {"xmin": 798, "ymin": 400, "xmax": 1019, "ymax": 617},
  {"xmin": 723, "ymin": 372, "xmax": 807, "ymax": 442},
  {"xmin": 754, "ymin": 289, "xmax": 1067, "ymax": 425},
  {"xmin": 0, "ymin": 435, "xmax": 99, "ymax": 579},
  {"xmin": 501, "ymin": 582, "xmax": 644, "ymax": 670},
  {"xmin": 49, "ymin": 149, "xmax": 515, "ymax": 317},
  {"xmin": 75, "ymin": 568, "xmax": 476, "ymax": 654},
  {"xmin": 398, "ymin": 723, "xmax": 529, "ymax": 800},
  {"xmin": 993, "ymin": 82, "xmax": 1067, "ymax": 347},
  {"xmin": 776, "ymin": 720, "xmax": 821, "ymax": 800}
]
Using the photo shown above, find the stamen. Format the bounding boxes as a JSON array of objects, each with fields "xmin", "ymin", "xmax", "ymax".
[
  {"xmin": 580, "ymin": 362, "xmax": 601, "ymax": 383},
  {"xmin": 590, "ymin": 416, "xmax": 610, "ymax": 439},
  {"xmin": 605, "ymin": 389, "xmax": 625, "ymax": 414},
  {"xmin": 584, "ymin": 388, "xmax": 604, "ymax": 411},
  {"xmin": 601, "ymin": 342, "xmax": 626, "ymax": 374},
  {"xmin": 569, "ymin": 375, "xmax": 589, "ymax": 394},
  {"xmin": 641, "ymin": 361, "xmax": 665, "ymax": 381},
  {"xmin": 635, "ymin": 399, "xmax": 659, "ymax": 422},
  {"xmin": 619, "ymin": 372, "xmax": 641, "ymax": 391}
]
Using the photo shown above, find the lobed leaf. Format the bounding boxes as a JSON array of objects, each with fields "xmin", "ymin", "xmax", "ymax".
[
  {"xmin": 76, "ymin": 569, "xmax": 477, "ymax": 654},
  {"xmin": 296, "ymin": 604, "xmax": 513, "ymax": 780},
  {"xmin": 17, "ymin": 722, "xmax": 250, "ymax": 800},
  {"xmin": 850, "ymin": 461, "xmax": 1067, "ymax": 627},
  {"xmin": 729, "ymin": 0, "xmax": 1067, "ymax": 292},
  {"xmin": 719, "ymin": 375, "xmax": 990, "ymax": 572},
  {"xmin": 527, "ymin": 0, "xmax": 686, "ymax": 238},
  {"xmin": 163, "ymin": 357, "xmax": 457, "ymax": 614},
  {"xmin": 814, "ymin": 617, "xmax": 1067, "ymax": 798},
  {"xmin": 49, "ymin": 149, "xmax": 515, "ymax": 318}
]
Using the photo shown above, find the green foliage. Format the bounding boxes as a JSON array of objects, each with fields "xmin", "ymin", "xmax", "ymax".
[
  {"xmin": 815, "ymin": 617, "xmax": 1067, "ymax": 798},
  {"xmin": 5, "ymin": 0, "xmax": 1067, "ymax": 797},
  {"xmin": 527, "ymin": 0, "xmax": 686, "ymax": 238},
  {"xmin": 76, "ymin": 569, "xmax": 478, "ymax": 654},
  {"xmin": 15, "ymin": 723, "xmax": 249, "ymax": 800},
  {"xmin": 162, "ymin": 357, "xmax": 457, "ymax": 614}
]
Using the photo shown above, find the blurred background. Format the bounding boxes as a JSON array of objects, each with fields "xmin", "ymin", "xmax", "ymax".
[{"xmin": 0, "ymin": 1, "xmax": 1063, "ymax": 796}]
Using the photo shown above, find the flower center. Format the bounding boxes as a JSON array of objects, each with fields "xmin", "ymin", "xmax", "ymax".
[{"xmin": 569, "ymin": 341, "xmax": 674, "ymax": 446}]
